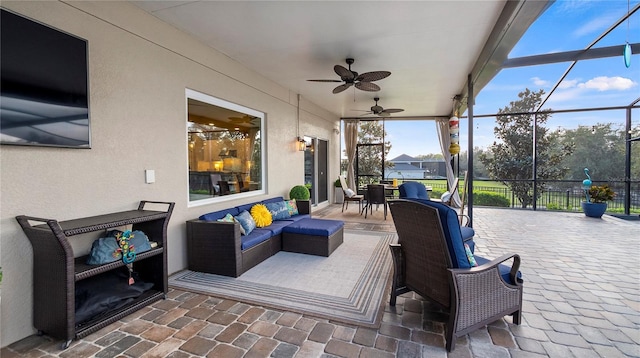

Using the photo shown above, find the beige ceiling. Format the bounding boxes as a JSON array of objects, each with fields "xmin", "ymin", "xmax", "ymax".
[{"xmin": 131, "ymin": 1, "xmax": 551, "ymax": 119}]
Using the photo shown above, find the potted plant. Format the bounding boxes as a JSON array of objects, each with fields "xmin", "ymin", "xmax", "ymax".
[
  {"xmin": 582, "ymin": 185, "xmax": 615, "ymax": 218},
  {"xmin": 334, "ymin": 178, "xmax": 344, "ymax": 204},
  {"xmin": 289, "ymin": 185, "xmax": 311, "ymax": 214}
]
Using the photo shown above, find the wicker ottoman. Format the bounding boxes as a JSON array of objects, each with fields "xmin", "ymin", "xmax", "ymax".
[{"xmin": 281, "ymin": 218, "xmax": 344, "ymax": 257}]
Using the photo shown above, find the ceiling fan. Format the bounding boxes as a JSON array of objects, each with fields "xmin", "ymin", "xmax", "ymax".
[
  {"xmin": 358, "ymin": 97, "xmax": 404, "ymax": 117},
  {"xmin": 229, "ymin": 114, "xmax": 259, "ymax": 125},
  {"xmin": 307, "ymin": 58, "xmax": 391, "ymax": 94}
]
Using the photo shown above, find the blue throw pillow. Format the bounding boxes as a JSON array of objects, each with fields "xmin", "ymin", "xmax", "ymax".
[
  {"xmin": 266, "ymin": 201, "xmax": 291, "ymax": 220},
  {"xmin": 235, "ymin": 210, "xmax": 256, "ymax": 235}
]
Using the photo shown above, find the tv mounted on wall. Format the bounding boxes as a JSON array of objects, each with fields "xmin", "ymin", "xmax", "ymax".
[{"xmin": 1, "ymin": 9, "xmax": 91, "ymax": 148}]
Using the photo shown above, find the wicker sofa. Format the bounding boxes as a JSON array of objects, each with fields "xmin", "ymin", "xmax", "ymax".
[{"xmin": 186, "ymin": 197, "xmax": 312, "ymax": 277}]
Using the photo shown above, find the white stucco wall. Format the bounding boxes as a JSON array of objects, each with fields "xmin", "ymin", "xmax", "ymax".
[{"xmin": 0, "ymin": 1, "xmax": 339, "ymax": 346}]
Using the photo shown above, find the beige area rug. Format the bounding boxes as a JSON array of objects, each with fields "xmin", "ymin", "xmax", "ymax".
[
  {"xmin": 169, "ymin": 230, "xmax": 395, "ymax": 327},
  {"xmin": 315, "ymin": 203, "xmax": 395, "ymax": 226}
]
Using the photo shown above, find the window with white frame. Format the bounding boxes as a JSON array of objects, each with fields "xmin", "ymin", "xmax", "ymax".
[{"xmin": 186, "ymin": 89, "xmax": 263, "ymax": 204}]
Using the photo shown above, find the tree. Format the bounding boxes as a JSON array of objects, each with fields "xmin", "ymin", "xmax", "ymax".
[
  {"xmin": 458, "ymin": 147, "xmax": 489, "ymax": 178},
  {"xmin": 356, "ymin": 121, "xmax": 392, "ymax": 185},
  {"xmin": 415, "ymin": 153, "xmax": 444, "ymax": 160},
  {"xmin": 479, "ymin": 88, "xmax": 574, "ymax": 208},
  {"xmin": 558, "ymin": 123, "xmax": 626, "ymax": 181}
]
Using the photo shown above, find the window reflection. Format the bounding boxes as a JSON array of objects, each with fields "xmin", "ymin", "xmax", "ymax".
[{"xmin": 187, "ymin": 93, "xmax": 263, "ymax": 203}]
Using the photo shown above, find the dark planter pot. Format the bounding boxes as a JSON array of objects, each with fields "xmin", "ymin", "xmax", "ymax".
[{"xmin": 582, "ymin": 202, "xmax": 607, "ymax": 218}]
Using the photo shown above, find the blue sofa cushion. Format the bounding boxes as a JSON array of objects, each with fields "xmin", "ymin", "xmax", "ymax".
[
  {"xmin": 282, "ymin": 213, "xmax": 310, "ymax": 222},
  {"xmin": 265, "ymin": 201, "xmax": 291, "ymax": 220},
  {"xmin": 399, "ymin": 182, "xmax": 430, "ymax": 200},
  {"xmin": 235, "ymin": 202, "xmax": 256, "ymax": 214},
  {"xmin": 200, "ymin": 208, "xmax": 239, "ymax": 221},
  {"xmin": 241, "ymin": 229, "xmax": 272, "ymax": 250},
  {"xmin": 474, "ymin": 255, "xmax": 522, "ymax": 284},
  {"xmin": 409, "ymin": 198, "xmax": 470, "ymax": 269},
  {"xmin": 282, "ymin": 218, "xmax": 344, "ymax": 236},
  {"xmin": 262, "ymin": 196, "xmax": 285, "ymax": 205},
  {"xmin": 263, "ymin": 220, "xmax": 292, "ymax": 236}
]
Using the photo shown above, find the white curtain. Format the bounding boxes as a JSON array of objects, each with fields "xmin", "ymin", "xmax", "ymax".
[
  {"xmin": 436, "ymin": 118, "xmax": 461, "ymax": 207},
  {"xmin": 344, "ymin": 119, "xmax": 359, "ymax": 190}
]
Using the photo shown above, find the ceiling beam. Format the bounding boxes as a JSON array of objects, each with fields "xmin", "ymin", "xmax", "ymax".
[
  {"xmin": 458, "ymin": 0, "xmax": 554, "ymax": 113},
  {"xmin": 503, "ymin": 43, "xmax": 640, "ymax": 68}
]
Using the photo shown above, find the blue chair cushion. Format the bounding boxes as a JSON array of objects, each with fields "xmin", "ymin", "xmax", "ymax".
[
  {"xmin": 409, "ymin": 198, "xmax": 470, "ymax": 269},
  {"xmin": 461, "ymin": 226, "xmax": 475, "ymax": 241},
  {"xmin": 399, "ymin": 182, "xmax": 430, "ymax": 200},
  {"xmin": 282, "ymin": 218, "xmax": 344, "ymax": 236},
  {"xmin": 240, "ymin": 229, "xmax": 272, "ymax": 250},
  {"xmin": 474, "ymin": 255, "xmax": 523, "ymax": 284},
  {"xmin": 200, "ymin": 208, "xmax": 239, "ymax": 221}
]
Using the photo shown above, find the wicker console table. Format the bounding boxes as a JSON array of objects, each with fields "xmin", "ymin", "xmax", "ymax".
[{"xmin": 16, "ymin": 201, "xmax": 174, "ymax": 349}]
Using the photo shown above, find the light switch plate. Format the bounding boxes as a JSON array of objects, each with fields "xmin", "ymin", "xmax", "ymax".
[{"xmin": 145, "ymin": 169, "xmax": 155, "ymax": 184}]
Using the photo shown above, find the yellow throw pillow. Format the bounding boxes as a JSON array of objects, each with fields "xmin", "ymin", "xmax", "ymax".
[{"xmin": 250, "ymin": 204, "xmax": 272, "ymax": 227}]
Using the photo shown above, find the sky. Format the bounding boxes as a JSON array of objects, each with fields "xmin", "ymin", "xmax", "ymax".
[{"xmin": 382, "ymin": 0, "xmax": 640, "ymax": 160}]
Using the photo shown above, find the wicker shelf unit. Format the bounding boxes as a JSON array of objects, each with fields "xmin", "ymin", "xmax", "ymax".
[{"xmin": 16, "ymin": 201, "xmax": 175, "ymax": 349}]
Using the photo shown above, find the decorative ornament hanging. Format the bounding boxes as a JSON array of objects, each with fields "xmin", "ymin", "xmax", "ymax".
[
  {"xmin": 624, "ymin": 0, "xmax": 631, "ymax": 68},
  {"xmin": 624, "ymin": 43, "xmax": 631, "ymax": 68},
  {"xmin": 113, "ymin": 230, "xmax": 137, "ymax": 285},
  {"xmin": 449, "ymin": 115, "xmax": 460, "ymax": 155}
]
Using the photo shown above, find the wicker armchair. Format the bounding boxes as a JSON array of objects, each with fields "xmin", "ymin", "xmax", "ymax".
[{"xmin": 387, "ymin": 199, "xmax": 523, "ymax": 351}]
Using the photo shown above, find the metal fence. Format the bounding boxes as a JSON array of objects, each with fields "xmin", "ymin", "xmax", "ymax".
[{"xmin": 422, "ymin": 179, "xmax": 640, "ymax": 214}]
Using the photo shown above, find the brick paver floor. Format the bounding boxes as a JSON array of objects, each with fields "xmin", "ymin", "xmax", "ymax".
[{"xmin": 2, "ymin": 206, "xmax": 639, "ymax": 357}]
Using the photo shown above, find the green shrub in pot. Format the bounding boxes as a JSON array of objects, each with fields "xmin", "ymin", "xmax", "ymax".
[{"xmin": 289, "ymin": 185, "xmax": 310, "ymax": 200}]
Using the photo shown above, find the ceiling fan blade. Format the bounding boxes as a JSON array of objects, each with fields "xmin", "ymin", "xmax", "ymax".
[
  {"xmin": 355, "ymin": 82, "xmax": 380, "ymax": 92},
  {"xmin": 334, "ymin": 65, "xmax": 355, "ymax": 80},
  {"xmin": 382, "ymin": 108, "xmax": 404, "ymax": 114},
  {"xmin": 359, "ymin": 112, "xmax": 374, "ymax": 116},
  {"xmin": 307, "ymin": 79, "xmax": 342, "ymax": 82},
  {"xmin": 333, "ymin": 83, "xmax": 353, "ymax": 94},
  {"xmin": 379, "ymin": 112, "xmax": 391, "ymax": 117},
  {"xmin": 356, "ymin": 71, "xmax": 391, "ymax": 82}
]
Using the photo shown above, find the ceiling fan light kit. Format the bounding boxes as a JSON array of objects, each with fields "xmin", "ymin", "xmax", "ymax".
[
  {"xmin": 308, "ymin": 58, "xmax": 391, "ymax": 94},
  {"xmin": 357, "ymin": 97, "xmax": 404, "ymax": 117}
]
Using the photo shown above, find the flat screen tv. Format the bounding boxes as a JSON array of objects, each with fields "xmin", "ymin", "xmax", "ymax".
[{"xmin": 1, "ymin": 9, "xmax": 90, "ymax": 148}]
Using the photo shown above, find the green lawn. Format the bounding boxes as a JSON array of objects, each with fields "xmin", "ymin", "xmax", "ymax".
[{"xmin": 416, "ymin": 179, "xmax": 507, "ymax": 189}]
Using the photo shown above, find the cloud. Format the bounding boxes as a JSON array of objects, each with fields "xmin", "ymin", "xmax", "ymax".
[
  {"xmin": 572, "ymin": 15, "xmax": 618, "ymax": 38},
  {"xmin": 558, "ymin": 79, "xmax": 579, "ymax": 89},
  {"xmin": 531, "ymin": 77, "xmax": 549, "ymax": 87},
  {"xmin": 577, "ymin": 76, "xmax": 637, "ymax": 91}
]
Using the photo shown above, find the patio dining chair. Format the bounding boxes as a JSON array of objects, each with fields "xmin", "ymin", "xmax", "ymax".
[
  {"xmin": 387, "ymin": 199, "xmax": 523, "ymax": 351},
  {"xmin": 217, "ymin": 181, "xmax": 231, "ymax": 195},
  {"xmin": 339, "ymin": 175, "xmax": 364, "ymax": 213},
  {"xmin": 364, "ymin": 184, "xmax": 387, "ymax": 220}
]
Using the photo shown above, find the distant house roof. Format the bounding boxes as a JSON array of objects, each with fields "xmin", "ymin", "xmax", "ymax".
[{"xmin": 390, "ymin": 154, "xmax": 417, "ymax": 162}]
